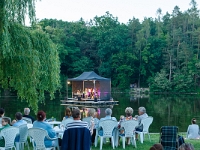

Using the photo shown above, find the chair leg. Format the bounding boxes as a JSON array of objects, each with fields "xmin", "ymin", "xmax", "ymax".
[
  {"xmin": 111, "ymin": 137, "xmax": 114, "ymax": 149},
  {"xmin": 95, "ymin": 135, "xmax": 98, "ymax": 147},
  {"xmin": 122, "ymin": 137, "xmax": 125, "ymax": 149},
  {"xmin": 132, "ymin": 136, "xmax": 137, "ymax": 148},
  {"xmin": 148, "ymin": 133, "xmax": 151, "ymax": 142},
  {"xmin": 139, "ymin": 132, "xmax": 143, "ymax": 143},
  {"xmin": 100, "ymin": 137, "xmax": 103, "ymax": 150}
]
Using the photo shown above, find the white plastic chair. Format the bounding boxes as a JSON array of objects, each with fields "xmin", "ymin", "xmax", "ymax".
[
  {"xmin": 95, "ymin": 120, "xmax": 118, "ymax": 150},
  {"xmin": 22, "ymin": 117, "xmax": 32, "ymax": 124},
  {"xmin": 60, "ymin": 118, "xmax": 73, "ymax": 129},
  {"xmin": 82, "ymin": 117, "xmax": 91, "ymax": 126},
  {"xmin": 118, "ymin": 120, "xmax": 138, "ymax": 149},
  {"xmin": 28, "ymin": 128, "xmax": 59, "ymax": 150},
  {"xmin": 135, "ymin": 116, "xmax": 153, "ymax": 143},
  {"xmin": 0, "ymin": 127, "xmax": 19, "ymax": 150},
  {"xmin": 15, "ymin": 124, "xmax": 29, "ymax": 150}
]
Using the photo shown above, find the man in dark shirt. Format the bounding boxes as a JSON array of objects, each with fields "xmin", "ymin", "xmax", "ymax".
[{"xmin": 23, "ymin": 108, "xmax": 35, "ymax": 123}]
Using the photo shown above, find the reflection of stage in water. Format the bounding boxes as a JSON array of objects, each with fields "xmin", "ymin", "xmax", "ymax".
[{"xmin": 61, "ymin": 99, "xmax": 119, "ymax": 106}]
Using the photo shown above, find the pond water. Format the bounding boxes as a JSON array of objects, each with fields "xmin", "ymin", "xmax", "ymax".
[{"xmin": 1, "ymin": 93, "xmax": 200, "ymax": 133}]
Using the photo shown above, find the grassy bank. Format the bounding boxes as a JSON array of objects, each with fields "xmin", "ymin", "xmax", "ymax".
[
  {"xmin": 91, "ymin": 133, "xmax": 200, "ymax": 150},
  {"xmin": 23, "ymin": 133, "xmax": 200, "ymax": 150}
]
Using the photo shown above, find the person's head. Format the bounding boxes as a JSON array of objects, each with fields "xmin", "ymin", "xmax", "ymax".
[
  {"xmin": 125, "ymin": 107, "xmax": 134, "ymax": 117},
  {"xmin": 149, "ymin": 143, "xmax": 163, "ymax": 150},
  {"xmin": 105, "ymin": 108, "xmax": 112, "ymax": 116},
  {"xmin": 0, "ymin": 108, "xmax": 5, "ymax": 117},
  {"xmin": 88, "ymin": 108, "xmax": 95, "ymax": 117},
  {"xmin": 15, "ymin": 112, "xmax": 22, "ymax": 120},
  {"xmin": 178, "ymin": 143, "xmax": 194, "ymax": 150},
  {"xmin": 65, "ymin": 107, "xmax": 71, "ymax": 117},
  {"xmin": 24, "ymin": 108, "xmax": 30, "ymax": 115},
  {"xmin": 191, "ymin": 118, "xmax": 196, "ymax": 124},
  {"xmin": 138, "ymin": 107, "xmax": 146, "ymax": 115},
  {"xmin": 2, "ymin": 117, "xmax": 10, "ymax": 126},
  {"xmin": 120, "ymin": 115, "xmax": 124, "ymax": 120},
  {"xmin": 72, "ymin": 108, "xmax": 81, "ymax": 119},
  {"xmin": 37, "ymin": 111, "xmax": 46, "ymax": 121}
]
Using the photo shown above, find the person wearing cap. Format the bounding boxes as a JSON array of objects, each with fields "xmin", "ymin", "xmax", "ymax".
[
  {"xmin": 186, "ymin": 118, "xmax": 200, "ymax": 139},
  {"xmin": 135, "ymin": 107, "xmax": 148, "ymax": 140}
]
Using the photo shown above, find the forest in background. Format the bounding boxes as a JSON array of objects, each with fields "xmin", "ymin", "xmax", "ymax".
[{"xmin": 37, "ymin": 0, "xmax": 200, "ymax": 93}]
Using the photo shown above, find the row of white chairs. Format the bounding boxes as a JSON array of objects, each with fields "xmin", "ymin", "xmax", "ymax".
[
  {"xmin": 0, "ymin": 124, "xmax": 60, "ymax": 150},
  {"xmin": 93, "ymin": 116, "xmax": 153, "ymax": 150}
]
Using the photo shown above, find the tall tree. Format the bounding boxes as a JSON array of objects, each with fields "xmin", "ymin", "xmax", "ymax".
[{"xmin": 0, "ymin": 0, "xmax": 60, "ymax": 112}]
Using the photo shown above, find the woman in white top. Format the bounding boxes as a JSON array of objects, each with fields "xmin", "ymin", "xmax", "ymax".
[{"xmin": 187, "ymin": 118, "xmax": 200, "ymax": 139}]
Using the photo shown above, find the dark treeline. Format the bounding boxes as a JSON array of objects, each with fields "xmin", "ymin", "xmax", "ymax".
[{"xmin": 38, "ymin": 0, "xmax": 200, "ymax": 93}]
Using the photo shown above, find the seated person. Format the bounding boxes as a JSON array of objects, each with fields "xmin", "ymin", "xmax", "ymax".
[
  {"xmin": 12, "ymin": 112, "xmax": 27, "ymax": 142},
  {"xmin": 65, "ymin": 108, "xmax": 92, "ymax": 134},
  {"xmin": 12, "ymin": 112, "xmax": 27, "ymax": 127},
  {"xmin": 63, "ymin": 107, "xmax": 72, "ymax": 120},
  {"xmin": 0, "ymin": 117, "xmax": 11, "ymax": 147},
  {"xmin": 86, "ymin": 108, "xmax": 99, "ymax": 144},
  {"xmin": 134, "ymin": 107, "xmax": 148, "ymax": 139},
  {"xmin": 23, "ymin": 107, "xmax": 35, "ymax": 123},
  {"xmin": 186, "ymin": 118, "xmax": 200, "ymax": 139},
  {"xmin": 33, "ymin": 111, "xmax": 58, "ymax": 148},
  {"xmin": 98, "ymin": 108, "xmax": 117, "ymax": 136}
]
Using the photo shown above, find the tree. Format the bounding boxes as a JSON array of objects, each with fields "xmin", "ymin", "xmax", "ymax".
[{"xmin": 0, "ymin": 0, "xmax": 60, "ymax": 112}]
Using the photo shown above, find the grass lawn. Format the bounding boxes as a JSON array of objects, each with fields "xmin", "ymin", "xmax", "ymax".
[
  {"xmin": 24, "ymin": 133, "xmax": 200, "ymax": 150},
  {"xmin": 91, "ymin": 133, "xmax": 200, "ymax": 150}
]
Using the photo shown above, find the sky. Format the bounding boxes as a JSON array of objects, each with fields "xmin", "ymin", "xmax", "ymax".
[{"xmin": 35, "ymin": 0, "xmax": 199, "ymax": 24}]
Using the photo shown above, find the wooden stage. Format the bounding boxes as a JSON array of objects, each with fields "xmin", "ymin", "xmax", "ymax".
[{"xmin": 60, "ymin": 99, "xmax": 119, "ymax": 107}]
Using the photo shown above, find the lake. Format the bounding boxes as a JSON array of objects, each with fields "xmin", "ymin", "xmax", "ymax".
[{"xmin": 1, "ymin": 92, "xmax": 200, "ymax": 133}]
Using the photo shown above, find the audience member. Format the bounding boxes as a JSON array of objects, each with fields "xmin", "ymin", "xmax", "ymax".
[
  {"xmin": 135, "ymin": 106, "xmax": 148, "ymax": 140},
  {"xmin": 0, "ymin": 117, "xmax": 11, "ymax": 147},
  {"xmin": 186, "ymin": 118, "xmax": 200, "ymax": 139},
  {"xmin": 178, "ymin": 143, "xmax": 194, "ymax": 150},
  {"xmin": 125, "ymin": 107, "xmax": 134, "ymax": 120},
  {"xmin": 65, "ymin": 108, "xmax": 92, "ymax": 134},
  {"xmin": 87, "ymin": 108, "xmax": 99, "ymax": 144},
  {"xmin": 33, "ymin": 111, "xmax": 58, "ymax": 148},
  {"xmin": 149, "ymin": 143, "xmax": 163, "ymax": 150},
  {"xmin": 12, "ymin": 112, "xmax": 27, "ymax": 127},
  {"xmin": 63, "ymin": 107, "xmax": 72, "ymax": 120},
  {"xmin": 23, "ymin": 107, "xmax": 35, "ymax": 123},
  {"xmin": 97, "ymin": 108, "xmax": 117, "ymax": 138}
]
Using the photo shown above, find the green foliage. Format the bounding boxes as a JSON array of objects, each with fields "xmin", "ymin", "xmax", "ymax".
[
  {"xmin": 0, "ymin": 1, "xmax": 60, "ymax": 112},
  {"xmin": 36, "ymin": 0, "xmax": 200, "ymax": 93}
]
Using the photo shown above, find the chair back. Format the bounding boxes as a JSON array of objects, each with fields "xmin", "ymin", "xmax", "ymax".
[
  {"xmin": 61, "ymin": 127, "xmax": 91, "ymax": 150},
  {"xmin": 82, "ymin": 117, "xmax": 91, "ymax": 126},
  {"xmin": 121, "ymin": 120, "xmax": 138, "ymax": 137},
  {"xmin": 61, "ymin": 118, "xmax": 73, "ymax": 127},
  {"xmin": 18, "ymin": 124, "xmax": 28, "ymax": 143},
  {"xmin": 28, "ymin": 128, "xmax": 48, "ymax": 149},
  {"xmin": 141, "ymin": 116, "xmax": 153, "ymax": 133},
  {"xmin": 99, "ymin": 120, "xmax": 118, "ymax": 137},
  {"xmin": 1, "ymin": 127, "xmax": 19, "ymax": 149},
  {"xmin": 160, "ymin": 126, "xmax": 178, "ymax": 149},
  {"xmin": 22, "ymin": 117, "xmax": 32, "ymax": 124}
]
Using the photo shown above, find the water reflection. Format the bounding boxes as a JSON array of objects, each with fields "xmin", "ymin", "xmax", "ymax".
[{"xmin": 1, "ymin": 94, "xmax": 200, "ymax": 132}]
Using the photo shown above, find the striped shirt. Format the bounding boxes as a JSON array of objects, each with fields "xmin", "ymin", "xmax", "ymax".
[{"xmin": 65, "ymin": 120, "xmax": 92, "ymax": 134}]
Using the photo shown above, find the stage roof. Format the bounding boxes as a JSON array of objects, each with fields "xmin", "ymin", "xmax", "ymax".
[{"xmin": 68, "ymin": 71, "xmax": 110, "ymax": 81}]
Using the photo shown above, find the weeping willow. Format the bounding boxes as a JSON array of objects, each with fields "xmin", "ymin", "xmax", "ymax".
[{"xmin": 0, "ymin": 0, "xmax": 60, "ymax": 112}]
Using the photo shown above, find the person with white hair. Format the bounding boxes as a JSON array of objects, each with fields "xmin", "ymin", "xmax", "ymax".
[
  {"xmin": 23, "ymin": 107, "xmax": 35, "ymax": 123},
  {"xmin": 135, "ymin": 106, "xmax": 148, "ymax": 140},
  {"xmin": 97, "ymin": 108, "xmax": 117, "ymax": 137}
]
